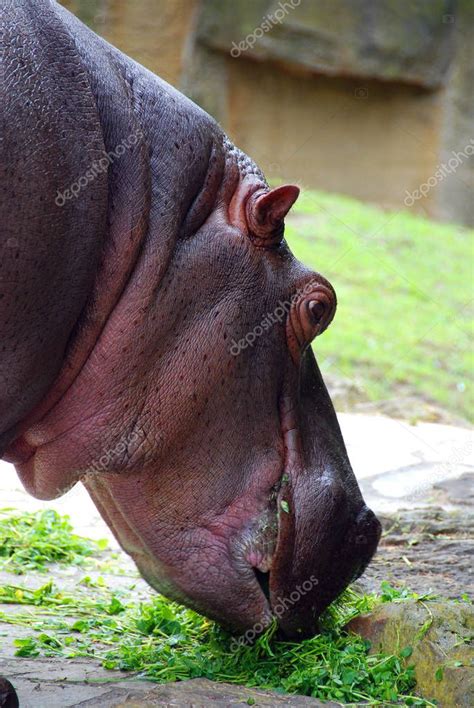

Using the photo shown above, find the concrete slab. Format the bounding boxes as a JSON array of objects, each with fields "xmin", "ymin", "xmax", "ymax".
[{"xmin": 337, "ymin": 413, "xmax": 473, "ymax": 512}]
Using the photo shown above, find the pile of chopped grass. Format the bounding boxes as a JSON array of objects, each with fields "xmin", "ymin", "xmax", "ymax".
[
  {"xmin": 0, "ymin": 508, "xmax": 108, "ymax": 573},
  {"xmin": 0, "ymin": 580, "xmax": 432, "ymax": 705},
  {"xmin": 0, "ymin": 509, "xmax": 442, "ymax": 705}
]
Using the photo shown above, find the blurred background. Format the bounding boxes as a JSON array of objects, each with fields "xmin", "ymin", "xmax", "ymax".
[{"xmin": 60, "ymin": 0, "xmax": 473, "ymax": 424}]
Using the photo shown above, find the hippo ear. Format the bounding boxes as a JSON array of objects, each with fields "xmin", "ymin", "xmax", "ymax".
[{"xmin": 247, "ymin": 185, "xmax": 300, "ymax": 245}]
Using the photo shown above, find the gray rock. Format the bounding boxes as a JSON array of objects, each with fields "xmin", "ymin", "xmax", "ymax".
[
  {"xmin": 348, "ymin": 600, "xmax": 474, "ymax": 707},
  {"xmin": 358, "ymin": 507, "xmax": 474, "ymax": 598},
  {"xmin": 0, "ymin": 662, "xmax": 334, "ymax": 708},
  {"xmin": 197, "ymin": 0, "xmax": 456, "ymax": 88},
  {"xmin": 434, "ymin": 472, "xmax": 474, "ymax": 507},
  {"xmin": 75, "ymin": 677, "xmax": 335, "ymax": 706}
]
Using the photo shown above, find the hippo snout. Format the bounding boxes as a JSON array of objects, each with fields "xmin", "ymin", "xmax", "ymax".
[{"xmin": 267, "ymin": 464, "xmax": 381, "ymax": 637}]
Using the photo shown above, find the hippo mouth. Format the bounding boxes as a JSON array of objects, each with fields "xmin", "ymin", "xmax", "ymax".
[
  {"xmin": 245, "ymin": 469, "xmax": 381, "ymax": 639},
  {"xmin": 222, "ymin": 392, "xmax": 320, "ymax": 636}
]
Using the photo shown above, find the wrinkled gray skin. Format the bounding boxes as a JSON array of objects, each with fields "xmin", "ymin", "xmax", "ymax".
[{"xmin": 0, "ymin": 0, "xmax": 381, "ymax": 638}]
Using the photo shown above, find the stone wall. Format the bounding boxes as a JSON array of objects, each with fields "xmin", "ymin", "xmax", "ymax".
[
  {"xmin": 61, "ymin": 0, "xmax": 198, "ymax": 87},
  {"xmin": 61, "ymin": 0, "xmax": 473, "ymax": 225}
]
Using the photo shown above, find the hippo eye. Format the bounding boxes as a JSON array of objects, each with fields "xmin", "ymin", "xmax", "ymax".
[
  {"xmin": 287, "ymin": 283, "xmax": 336, "ymax": 364},
  {"xmin": 246, "ymin": 184, "xmax": 299, "ymax": 247}
]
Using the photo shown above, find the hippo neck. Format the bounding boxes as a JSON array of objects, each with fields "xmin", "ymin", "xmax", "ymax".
[
  {"xmin": 6, "ymin": 3, "xmax": 270, "ymax": 491},
  {"xmin": 5, "ymin": 3, "xmax": 233, "ymax": 455}
]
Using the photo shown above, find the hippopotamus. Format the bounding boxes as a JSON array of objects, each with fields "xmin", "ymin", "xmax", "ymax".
[{"xmin": 0, "ymin": 0, "xmax": 381, "ymax": 638}]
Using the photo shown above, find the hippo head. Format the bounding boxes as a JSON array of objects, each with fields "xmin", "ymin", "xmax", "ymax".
[{"xmin": 7, "ymin": 139, "xmax": 380, "ymax": 639}]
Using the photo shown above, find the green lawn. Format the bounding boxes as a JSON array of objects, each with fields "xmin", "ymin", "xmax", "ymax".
[{"xmin": 284, "ymin": 191, "xmax": 473, "ymax": 422}]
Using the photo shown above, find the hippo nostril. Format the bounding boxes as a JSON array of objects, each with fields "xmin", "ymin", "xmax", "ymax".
[
  {"xmin": 355, "ymin": 533, "xmax": 368, "ymax": 545},
  {"xmin": 354, "ymin": 507, "xmax": 382, "ymax": 543}
]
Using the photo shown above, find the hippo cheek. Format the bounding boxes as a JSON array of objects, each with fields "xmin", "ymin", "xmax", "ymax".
[{"xmin": 83, "ymin": 463, "xmax": 280, "ymax": 634}]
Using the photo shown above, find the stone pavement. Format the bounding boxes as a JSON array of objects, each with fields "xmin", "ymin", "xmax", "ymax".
[
  {"xmin": 0, "ymin": 663, "xmax": 335, "ymax": 708},
  {"xmin": 0, "ymin": 413, "xmax": 472, "ymax": 707}
]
